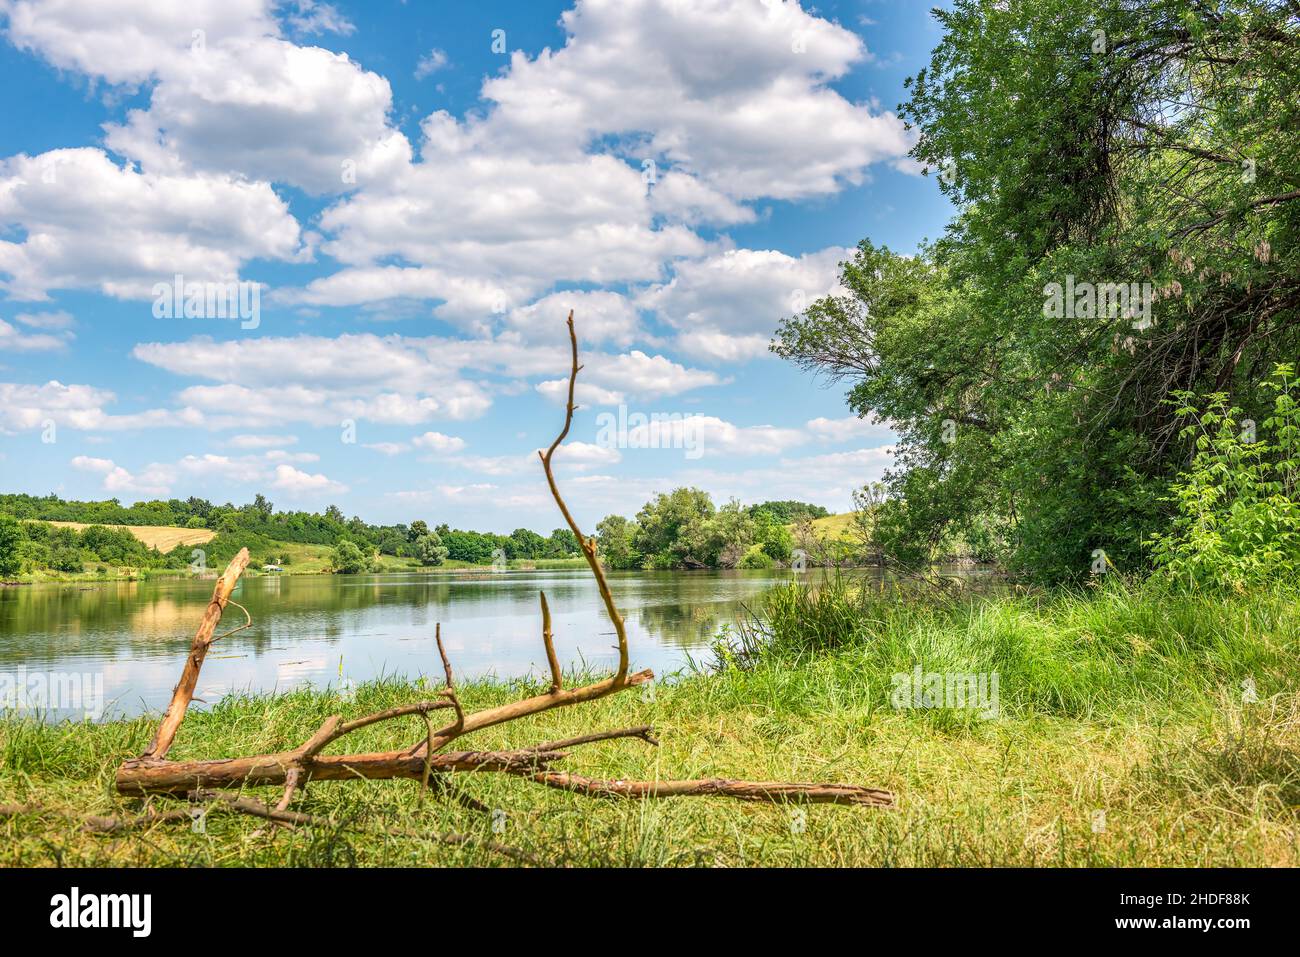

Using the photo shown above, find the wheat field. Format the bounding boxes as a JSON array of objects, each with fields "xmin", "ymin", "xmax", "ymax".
[{"xmin": 44, "ymin": 521, "xmax": 216, "ymax": 554}]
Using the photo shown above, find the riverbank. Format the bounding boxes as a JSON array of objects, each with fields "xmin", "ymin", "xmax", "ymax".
[
  {"xmin": 3, "ymin": 554, "xmax": 591, "ymax": 585},
  {"xmin": 2, "ymin": 581, "xmax": 1296, "ymax": 866}
]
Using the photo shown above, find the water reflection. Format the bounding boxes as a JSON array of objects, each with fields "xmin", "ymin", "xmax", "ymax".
[{"xmin": 0, "ymin": 569, "xmax": 796, "ymax": 718}]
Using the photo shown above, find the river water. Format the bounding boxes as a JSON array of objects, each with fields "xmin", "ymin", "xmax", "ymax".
[{"xmin": 0, "ymin": 568, "xmax": 802, "ymax": 719}]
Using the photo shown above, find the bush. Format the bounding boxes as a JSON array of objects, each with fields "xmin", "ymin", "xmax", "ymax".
[
  {"xmin": 737, "ymin": 543, "xmax": 775, "ymax": 569},
  {"xmin": 1149, "ymin": 366, "xmax": 1300, "ymax": 591},
  {"xmin": 49, "ymin": 547, "xmax": 84, "ymax": 573},
  {"xmin": 331, "ymin": 540, "xmax": 367, "ymax": 574}
]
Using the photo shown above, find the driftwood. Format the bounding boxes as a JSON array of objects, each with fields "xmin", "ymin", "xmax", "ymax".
[{"xmin": 112, "ymin": 314, "xmax": 895, "ymax": 822}]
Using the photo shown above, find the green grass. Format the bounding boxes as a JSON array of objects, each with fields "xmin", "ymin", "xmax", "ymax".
[{"xmin": 2, "ymin": 580, "xmax": 1298, "ymax": 866}]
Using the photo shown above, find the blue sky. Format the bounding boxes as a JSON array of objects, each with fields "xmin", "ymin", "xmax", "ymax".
[{"xmin": 0, "ymin": 0, "xmax": 952, "ymax": 532}]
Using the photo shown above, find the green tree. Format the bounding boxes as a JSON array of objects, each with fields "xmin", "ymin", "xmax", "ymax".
[
  {"xmin": 775, "ymin": 0, "xmax": 1299, "ymax": 581},
  {"xmin": 596, "ymin": 514, "xmax": 641, "ymax": 570},
  {"xmin": 753, "ymin": 508, "xmax": 794, "ymax": 563},
  {"xmin": 414, "ymin": 532, "xmax": 449, "ymax": 567},
  {"xmin": 507, "ymin": 527, "xmax": 546, "ymax": 559},
  {"xmin": 633, "ymin": 488, "xmax": 716, "ymax": 568},
  {"xmin": 331, "ymin": 540, "xmax": 367, "ymax": 574},
  {"xmin": 0, "ymin": 514, "xmax": 22, "ymax": 577}
]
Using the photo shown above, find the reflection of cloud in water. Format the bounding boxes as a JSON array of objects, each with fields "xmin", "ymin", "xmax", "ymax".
[{"xmin": 276, "ymin": 657, "xmax": 330, "ymax": 685}]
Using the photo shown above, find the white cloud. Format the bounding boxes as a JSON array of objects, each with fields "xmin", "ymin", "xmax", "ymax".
[
  {"xmin": 0, "ymin": 148, "xmax": 305, "ymax": 300},
  {"xmin": 1, "ymin": 0, "xmax": 275, "ymax": 85},
  {"xmin": 625, "ymin": 414, "xmax": 806, "ymax": 458},
  {"xmin": 806, "ymin": 414, "xmax": 895, "ymax": 443},
  {"xmin": 283, "ymin": 0, "xmax": 354, "ymax": 37},
  {"xmin": 103, "ymin": 37, "xmax": 409, "ymax": 195},
  {"xmin": 0, "ymin": 316, "xmax": 68, "ymax": 350},
  {"xmin": 414, "ymin": 47, "xmax": 447, "ymax": 79},
  {"xmin": 132, "ymin": 332, "xmax": 723, "ymax": 429},
  {"xmin": 0, "ymin": 380, "xmax": 197, "ymax": 433},
  {"xmin": 477, "ymin": 0, "xmax": 911, "ymax": 200},
  {"xmin": 639, "ymin": 246, "xmax": 848, "ymax": 362},
  {"xmin": 586, "ymin": 350, "xmax": 727, "ymax": 399},
  {"xmin": 269, "ymin": 463, "xmax": 347, "ymax": 494},
  {"xmin": 13, "ymin": 309, "xmax": 74, "ymax": 330},
  {"xmin": 228, "ymin": 433, "xmax": 298, "ymax": 449},
  {"xmin": 69, "ymin": 447, "xmax": 345, "ymax": 498},
  {"xmin": 411, "ymin": 431, "xmax": 466, "ymax": 453},
  {"xmin": 71, "ymin": 455, "xmax": 172, "ymax": 496},
  {"xmin": 535, "ymin": 378, "xmax": 626, "ymax": 407}
]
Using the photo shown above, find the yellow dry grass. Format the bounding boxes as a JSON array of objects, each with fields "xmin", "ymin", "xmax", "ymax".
[{"xmin": 44, "ymin": 521, "xmax": 216, "ymax": 554}]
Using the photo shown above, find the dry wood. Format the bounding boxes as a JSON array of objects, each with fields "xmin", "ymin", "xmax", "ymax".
[
  {"xmin": 111, "ymin": 312, "xmax": 895, "ymax": 834},
  {"xmin": 140, "ymin": 548, "xmax": 251, "ymax": 760}
]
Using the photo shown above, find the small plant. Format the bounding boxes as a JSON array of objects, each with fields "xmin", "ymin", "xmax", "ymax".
[{"xmin": 1149, "ymin": 365, "xmax": 1300, "ymax": 591}]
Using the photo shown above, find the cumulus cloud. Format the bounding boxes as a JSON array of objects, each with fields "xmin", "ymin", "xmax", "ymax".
[
  {"xmin": 0, "ymin": 148, "xmax": 305, "ymax": 300},
  {"xmin": 228, "ymin": 433, "xmax": 298, "ymax": 449},
  {"xmin": 411, "ymin": 431, "xmax": 466, "ymax": 453},
  {"xmin": 0, "ymin": 316, "xmax": 68, "ymax": 350},
  {"xmin": 477, "ymin": 0, "xmax": 911, "ymax": 200},
  {"xmin": 132, "ymin": 332, "xmax": 723, "ymax": 428},
  {"xmin": 639, "ymin": 246, "xmax": 849, "ymax": 362},
  {"xmin": 71, "ymin": 448, "xmax": 346, "ymax": 497},
  {"xmin": 0, "ymin": 380, "xmax": 197, "ymax": 433},
  {"xmin": 805, "ymin": 414, "xmax": 896, "ymax": 443},
  {"xmin": 269, "ymin": 463, "xmax": 347, "ymax": 494}
]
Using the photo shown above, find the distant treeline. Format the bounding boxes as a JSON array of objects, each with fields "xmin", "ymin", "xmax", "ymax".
[
  {"xmin": 596, "ymin": 492, "xmax": 830, "ymax": 571},
  {"xmin": 0, "ymin": 491, "xmax": 831, "ymax": 576}
]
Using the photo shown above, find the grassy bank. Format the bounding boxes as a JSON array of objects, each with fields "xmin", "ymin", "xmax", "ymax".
[
  {"xmin": 7, "ymin": 552, "xmax": 590, "ymax": 584},
  {"xmin": 2, "ymin": 580, "xmax": 1297, "ymax": 866}
]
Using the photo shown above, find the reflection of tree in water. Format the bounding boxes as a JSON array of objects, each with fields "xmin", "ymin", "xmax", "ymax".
[
  {"xmin": 0, "ymin": 569, "xmax": 790, "ymax": 672},
  {"xmin": 631, "ymin": 596, "xmax": 735, "ymax": 650}
]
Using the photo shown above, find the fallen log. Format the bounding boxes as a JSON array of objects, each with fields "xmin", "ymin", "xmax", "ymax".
[{"xmin": 112, "ymin": 313, "xmax": 895, "ymax": 823}]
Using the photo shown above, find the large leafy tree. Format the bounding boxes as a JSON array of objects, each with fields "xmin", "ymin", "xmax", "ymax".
[{"xmin": 776, "ymin": 0, "xmax": 1299, "ymax": 581}]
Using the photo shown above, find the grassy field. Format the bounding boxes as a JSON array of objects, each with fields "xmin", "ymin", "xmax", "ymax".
[
  {"xmin": 2, "ymin": 580, "xmax": 1296, "ymax": 866},
  {"xmin": 44, "ymin": 521, "xmax": 216, "ymax": 553}
]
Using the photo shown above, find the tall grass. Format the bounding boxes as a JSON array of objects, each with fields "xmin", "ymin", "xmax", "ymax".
[{"xmin": 721, "ymin": 574, "xmax": 1300, "ymax": 723}]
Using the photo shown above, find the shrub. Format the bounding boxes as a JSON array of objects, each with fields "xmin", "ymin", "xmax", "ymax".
[
  {"xmin": 331, "ymin": 540, "xmax": 367, "ymax": 574},
  {"xmin": 1149, "ymin": 365, "xmax": 1300, "ymax": 591}
]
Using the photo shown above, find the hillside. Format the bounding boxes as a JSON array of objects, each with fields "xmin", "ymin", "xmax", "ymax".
[{"xmin": 44, "ymin": 521, "xmax": 216, "ymax": 554}]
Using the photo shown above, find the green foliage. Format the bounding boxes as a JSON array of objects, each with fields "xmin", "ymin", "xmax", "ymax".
[
  {"xmin": 1150, "ymin": 366, "xmax": 1300, "ymax": 591},
  {"xmin": 736, "ymin": 543, "xmax": 775, "ymax": 569},
  {"xmin": 746, "ymin": 500, "xmax": 829, "ymax": 523},
  {"xmin": 414, "ymin": 532, "xmax": 449, "ymax": 567},
  {"xmin": 596, "ymin": 514, "xmax": 641, "ymax": 570},
  {"xmin": 752, "ymin": 509, "xmax": 793, "ymax": 562},
  {"xmin": 774, "ymin": 0, "xmax": 1299, "ymax": 582},
  {"xmin": 331, "ymin": 540, "xmax": 367, "ymax": 574},
  {"xmin": 0, "ymin": 513, "xmax": 21, "ymax": 578}
]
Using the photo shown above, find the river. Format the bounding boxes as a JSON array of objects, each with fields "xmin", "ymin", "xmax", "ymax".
[{"xmin": 0, "ymin": 568, "xmax": 803, "ymax": 719}]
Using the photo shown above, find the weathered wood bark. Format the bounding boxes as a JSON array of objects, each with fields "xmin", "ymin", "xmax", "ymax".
[
  {"xmin": 111, "ymin": 312, "xmax": 896, "ymax": 821},
  {"xmin": 140, "ymin": 547, "xmax": 251, "ymax": 760},
  {"xmin": 117, "ymin": 748, "xmax": 567, "ymax": 795}
]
